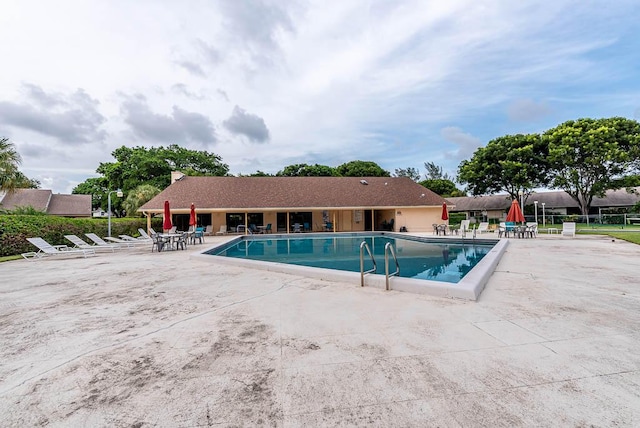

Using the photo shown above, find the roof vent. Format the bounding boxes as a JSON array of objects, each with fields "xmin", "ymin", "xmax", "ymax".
[{"xmin": 360, "ymin": 180, "xmax": 368, "ymax": 185}]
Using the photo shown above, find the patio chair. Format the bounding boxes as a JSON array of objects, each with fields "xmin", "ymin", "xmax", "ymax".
[
  {"xmin": 303, "ymin": 222, "xmax": 310, "ymax": 232},
  {"xmin": 497, "ymin": 222, "xmax": 505, "ymax": 237},
  {"xmin": 526, "ymin": 222, "xmax": 538, "ymax": 237},
  {"xmin": 293, "ymin": 223, "xmax": 302, "ymax": 233},
  {"xmin": 190, "ymin": 227, "xmax": 204, "ymax": 244},
  {"xmin": 151, "ymin": 233, "xmax": 170, "ymax": 252},
  {"xmin": 264, "ymin": 223, "xmax": 272, "ymax": 233},
  {"xmin": 22, "ymin": 237, "xmax": 96, "ymax": 260},
  {"xmin": 460, "ymin": 220, "xmax": 470, "ymax": 234},
  {"xmin": 562, "ymin": 222, "xmax": 576, "ymax": 238},
  {"xmin": 203, "ymin": 225, "xmax": 213, "ymax": 236},
  {"xmin": 175, "ymin": 232, "xmax": 188, "ymax": 250},
  {"xmin": 216, "ymin": 225, "xmax": 228, "ymax": 235},
  {"xmin": 64, "ymin": 234, "xmax": 119, "ymax": 252}
]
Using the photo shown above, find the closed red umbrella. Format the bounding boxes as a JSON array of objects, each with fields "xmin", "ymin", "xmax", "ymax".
[
  {"xmin": 441, "ymin": 202, "xmax": 449, "ymax": 221},
  {"xmin": 506, "ymin": 199, "xmax": 525, "ymax": 223},
  {"xmin": 189, "ymin": 203, "xmax": 197, "ymax": 227},
  {"xmin": 163, "ymin": 200, "xmax": 172, "ymax": 231}
]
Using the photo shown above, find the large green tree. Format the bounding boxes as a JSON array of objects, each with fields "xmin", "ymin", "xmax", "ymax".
[
  {"xmin": 457, "ymin": 134, "xmax": 550, "ymax": 202},
  {"xmin": 419, "ymin": 162, "xmax": 464, "ymax": 196},
  {"xmin": 419, "ymin": 179, "xmax": 466, "ymax": 197},
  {"xmin": 96, "ymin": 144, "xmax": 229, "ymax": 191},
  {"xmin": 72, "ymin": 177, "xmax": 109, "ymax": 210},
  {"xmin": 74, "ymin": 145, "xmax": 229, "ymax": 209},
  {"xmin": 544, "ymin": 117, "xmax": 640, "ymax": 217},
  {"xmin": 276, "ymin": 163, "xmax": 337, "ymax": 176},
  {"xmin": 335, "ymin": 160, "xmax": 390, "ymax": 177}
]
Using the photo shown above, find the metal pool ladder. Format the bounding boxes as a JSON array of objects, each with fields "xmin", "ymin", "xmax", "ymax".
[
  {"xmin": 384, "ymin": 242, "xmax": 400, "ymax": 290},
  {"xmin": 359, "ymin": 241, "xmax": 377, "ymax": 287}
]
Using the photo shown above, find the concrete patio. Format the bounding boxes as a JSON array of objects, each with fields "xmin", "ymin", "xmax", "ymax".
[{"xmin": 0, "ymin": 233, "xmax": 639, "ymax": 426}]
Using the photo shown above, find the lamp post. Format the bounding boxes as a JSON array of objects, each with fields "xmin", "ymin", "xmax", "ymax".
[
  {"xmin": 534, "ymin": 200, "xmax": 538, "ymax": 224},
  {"xmin": 107, "ymin": 189, "xmax": 123, "ymax": 237},
  {"xmin": 542, "ymin": 202, "xmax": 546, "ymax": 227},
  {"xmin": 518, "ymin": 190, "xmax": 524, "ymax": 222}
]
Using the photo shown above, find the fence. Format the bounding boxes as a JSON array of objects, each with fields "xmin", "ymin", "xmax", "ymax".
[{"xmin": 522, "ymin": 213, "xmax": 640, "ymax": 226}]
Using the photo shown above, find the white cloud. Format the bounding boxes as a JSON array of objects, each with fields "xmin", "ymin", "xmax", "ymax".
[
  {"xmin": 441, "ymin": 127, "xmax": 482, "ymax": 160},
  {"xmin": 0, "ymin": 0, "xmax": 638, "ymax": 192}
]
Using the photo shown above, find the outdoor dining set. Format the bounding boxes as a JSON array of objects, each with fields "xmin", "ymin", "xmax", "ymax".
[
  {"xmin": 151, "ymin": 226, "xmax": 205, "ymax": 252},
  {"xmin": 497, "ymin": 222, "xmax": 538, "ymax": 238}
]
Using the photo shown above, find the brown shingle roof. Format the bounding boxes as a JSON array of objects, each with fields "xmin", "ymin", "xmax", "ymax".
[
  {"xmin": 139, "ymin": 176, "xmax": 447, "ymax": 212},
  {"xmin": 448, "ymin": 187, "xmax": 640, "ymax": 211},
  {"xmin": 48, "ymin": 194, "xmax": 92, "ymax": 217},
  {"xmin": 0, "ymin": 189, "xmax": 52, "ymax": 212},
  {"xmin": 0, "ymin": 189, "xmax": 91, "ymax": 217}
]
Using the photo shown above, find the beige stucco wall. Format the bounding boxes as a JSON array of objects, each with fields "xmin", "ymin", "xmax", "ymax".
[
  {"xmin": 200, "ymin": 207, "xmax": 443, "ymax": 234},
  {"xmin": 212, "ymin": 212, "xmax": 226, "ymax": 232},
  {"xmin": 395, "ymin": 207, "xmax": 445, "ymax": 233}
]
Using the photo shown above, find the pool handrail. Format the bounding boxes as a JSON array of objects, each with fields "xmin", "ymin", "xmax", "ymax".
[
  {"xmin": 384, "ymin": 242, "xmax": 400, "ymax": 291},
  {"xmin": 359, "ymin": 241, "xmax": 377, "ymax": 287}
]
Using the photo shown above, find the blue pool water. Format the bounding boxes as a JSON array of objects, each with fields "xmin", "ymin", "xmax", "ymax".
[{"xmin": 205, "ymin": 233, "xmax": 495, "ymax": 284}]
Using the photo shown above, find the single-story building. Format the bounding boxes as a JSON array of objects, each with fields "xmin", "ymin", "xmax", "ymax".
[
  {"xmin": 138, "ymin": 173, "xmax": 450, "ymax": 234},
  {"xmin": 0, "ymin": 189, "xmax": 91, "ymax": 217},
  {"xmin": 447, "ymin": 187, "xmax": 640, "ymax": 223}
]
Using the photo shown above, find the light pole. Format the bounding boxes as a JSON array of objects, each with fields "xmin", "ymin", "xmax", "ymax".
[
  {"xmin": 518, "ymin": 190, "xmax": 524, "ymax": 222},
  {"xmin": 541, "ymin": 202, "xmax": 546, "ymax": 227},
  {"xmin": 107, "ymin": 189, "xmax": 123, "ymax": 237},
  {"xmin": 534, "ymin": 200, "xmax": 538, "ymax": 224}
]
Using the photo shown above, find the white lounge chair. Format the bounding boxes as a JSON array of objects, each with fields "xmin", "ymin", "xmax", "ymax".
[
  {"xmin": 22, "ymin": 237, "xmax": 96, "ymax": 260},
  {"xmin": 562, "ymin": 222, "xmax": 576, "ymax": 238},
  {"xmin": 64, "ymin": 234, "xmax": 119, "ymax": 252},
  {"xmin": 105, "ymin": 236, "xmax": 148, "ymax": 246},
  {"xmin": 85, "ymin": 233, "xmax": 135, "ymax": 249},
  {"xmin": 216, "ymin": 225, "xmax": 228, "ymax": 235},
  {"xmin": 138, "ymin": 228, "xmax": 152, "ymax": 239},
  {"xmin": 203, "ymin": 225, "xmax": 213, "ymax": 236},
  {"xmin": 119, "ymin": 234, "xmax": 152, "ymax": 243},
  {"xmin": 526, "ymin": 222, "xmax": 538, "ymax": 237},
  {"xmin": 476, "ymin": 222, "xmax": 490, "ymax": 233}
]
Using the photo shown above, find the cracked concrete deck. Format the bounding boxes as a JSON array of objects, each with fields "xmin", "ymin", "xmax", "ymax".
[{"xmin": 0, "ymin": 233, "xmax": 639, "ymax": 427}]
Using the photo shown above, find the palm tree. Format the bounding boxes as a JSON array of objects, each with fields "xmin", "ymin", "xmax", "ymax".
[
  {"xmin": 0, "ymin": 137, "xmax": 23, "ymax": 193},
  {"xmin": 123, "ymin": 184, "xmax": 161, "ymax": 217}
]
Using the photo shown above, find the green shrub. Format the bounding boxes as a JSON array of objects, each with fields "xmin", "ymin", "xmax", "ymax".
[
  {"xmin": 448, "ymin": 213, "xmax": 467, "ymax": 225},
  {"xmin": 0, "ymin": 215, "xmax": 162, "ymax": 257}
]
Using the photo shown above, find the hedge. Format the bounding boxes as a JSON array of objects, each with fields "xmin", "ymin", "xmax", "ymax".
[{"xmin": 0, "ymin": 215, "xmax": 162, "ymax": 257}]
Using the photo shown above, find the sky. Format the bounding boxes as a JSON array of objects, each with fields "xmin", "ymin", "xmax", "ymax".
[{"xmin": 1, "ymin": 0, "xmax": 639, "ymax": 194}]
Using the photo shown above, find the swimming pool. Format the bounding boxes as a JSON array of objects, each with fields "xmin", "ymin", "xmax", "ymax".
[{"xmin": 195, "ymin": 232, "xmax": 508, "ymax": 300}]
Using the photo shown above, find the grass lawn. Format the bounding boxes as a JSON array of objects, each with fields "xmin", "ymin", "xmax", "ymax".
[
  {"xmin": 598, "ymin": 232, "xmax": 640, "ymax": 245},
  {"xmin": 0, "ymin": 255, "xmax": 21, "ymax": 263}
]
